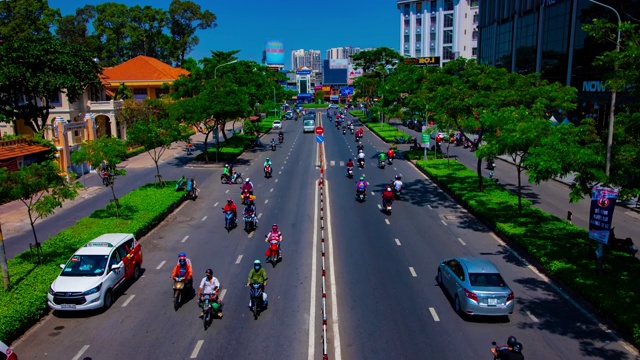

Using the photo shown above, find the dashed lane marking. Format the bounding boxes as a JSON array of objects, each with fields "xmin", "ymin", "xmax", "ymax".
[
  {"xmin": 429, "ymin": 307, "xmax": 440, "ymax": 322},
  {"xmin": 457, "ymin": 238, "xmax": 466, "ymax": 246},
  {"xmin": 258, "ymin": 213, "xmax": 262, "ymax": 219},
  {"xmin": 213, "ymin": 202, "xmax": 219, "ymax": 207},
  {"xmin": 526, "ymin": 310, "xmax": 539, "ymax": 323},
  {"xmin": 220, "ymin": 289, "xmax": 227, "ymax": 301},
  {"xmin": 225, "ymin": 189, "xmax": 229, "ymax": 193},
  {"xmin": 275, "ymin": 179, "xmax": 278, "ymax": 183},
  {"xmin": 409, "ymin": 267, "xmax": 417, "ymax": 277},
  {"xmin": 330, "ymin": 160, "xmax": 335, "ymax": 166},
  {"xmin": 440, "ymin": 220, "xmax": 447, "ymax": 226},
  {"xmin": 71, "ymin": 345, "xmax": 90, "ymax": 360},
  {"xmin": 377, "ymin": 204, "xmax": 382, "ymax": 209},
  {"xmin": 428, "ymin": 205, "xmax": 433, "ymax": 209},
  {"xmin": 156, "ymin": 260, "xmax": 166, "ymax": 270},
  {"xmin": 265, "ymin": 199, "xmax": 269, "ymax": 204},
  {"xmin": 202, "ymin": 216, "xmax": 207, "ymax": 221},
  {"xmin": 371, "ymin": 191, "xmax": 375, "ymax": 195},
  {"xmin": 395, "ymin": 239, "xmax": 401, "ymax": 246},
  {"xmin": 385, "ymin": 219, "xmax": 390, "ymax": 225},
  {"xmin": 270, "ymin": 188, "xmax": 274, "ymax": 192},
  {"xmin": 181, "ymin": 235, "xmax": 189, "ymax": 243},
  {"xmin": 121, "ymin": 294, "xmax": 135, "ymax": 307},
  {"xmin": 235, "ymin": 255, "xmax": 243, "ymax": 264},
  {"xmin": 190, "ymin": 340, "xmax": 204, "ymax": 359}
]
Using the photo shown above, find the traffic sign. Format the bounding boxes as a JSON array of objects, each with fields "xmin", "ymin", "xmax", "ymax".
[
  {"xmin": 315, "ymin": 126, "xmax": 324, "ymax": 135},
  {"xmin": 316, "ymin": 135, "xmax": 324, "ymax": 144}
]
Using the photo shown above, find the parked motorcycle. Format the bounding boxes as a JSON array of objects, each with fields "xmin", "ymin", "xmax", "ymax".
[
  {"xmin": 264, "ymin": 165, "xmax": 272, "ymax": 178},
  {"xmin": 265, "ymin": 240, "xmax": 281, "ymax": 268},
  {"xmin": 347, "ymin": 167, "xmax": 353, "ymax": 179},
  {"xmin": 248, "ymin": 282, "xmax": 267, "ymax": 320},
  {"xmin": 223, "ymin": 210, "xmax": 236, "ymax": 232}
]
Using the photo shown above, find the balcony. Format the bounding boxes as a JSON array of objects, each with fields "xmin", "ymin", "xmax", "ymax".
[{"xmin": 87, "ymin": 100, "xmax": 124, "ymax": 111}]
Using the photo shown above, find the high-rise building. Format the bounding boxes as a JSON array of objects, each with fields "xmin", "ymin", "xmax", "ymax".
[
  {"xmin": 290, "ymin": 49, "xmax": 321, "ymax": 71},
  {"xmin": 397, "ymin": 0, "xmax": 479, "ymax": 64},
  {"xmin": 325, "ymin": 47, "xmax": 371, "ymax": 63}
]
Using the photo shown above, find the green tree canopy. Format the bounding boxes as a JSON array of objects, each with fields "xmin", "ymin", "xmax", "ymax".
[
  {"xmin": 0, "ymin": 0, "xmax": 59, "ymax": 41},
  {"xmin": 168, "ymin": 0, "xmax": 216, "ymax": 66}
]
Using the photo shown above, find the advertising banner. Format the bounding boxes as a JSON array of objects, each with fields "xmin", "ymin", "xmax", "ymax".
[
  {"xmin": 322, "ymin": 86, "xmax": 331, "ymax": 92},
  {"xmin": 265, "ymin": 40, "xmax": 285, "ymax": 65},
  {"xmin": 404, "ymin": 56, "xmax": 441, "ymax": 67},
  {"xmin": 588, "ymin": 186, "xmax": 618, "ymax": 243},
  {"xmin": 314, "ymin": 85, "xmax": 323, "ymax": 91},
  {"xmin": 348, "ymin": 65, "xmax": 364, "ymax": 85},
  {"xmin": 329, "ymin": 59, "xmax": 349, "ymax": 69},
  {"xmin": 340, "ymin": 87, "xmax": 354, "ymax": 97}
]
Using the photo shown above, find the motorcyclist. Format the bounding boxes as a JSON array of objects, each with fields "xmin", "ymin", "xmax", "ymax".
[
  {"xmin": 263, "ymin": 157, "xmax": 272, "ymax": 168},
  {"xmin": 244, "ymin": 198, "xmax": 257, "ymax": 218},
  {"xmin": 393, "ymin": 175, "xmax": 403, "ymax": 193},
  {"xmin": 197, "ymin": 268, "xmax": 223, "ymax": 318},
  {"xmin": 265, "ymin": 224, "xmax": 283, "ymax": 259},
  {"xmin": 378, "ymin": 152, "xmax": 387, "ymax": 166},
  {"xmin": 241, "ymin": 178, "xmax": 254, "ymax": 195},
  {"xmin": 382, "ymin": 186, "xmax": 394, "ymax": 206},
  {"xmin": 278, "ymin": 131, "xmax": 284, "ymax": 142},
  {"xmin": 222, "ymin": 164, "xmax": 231, "ymax": 182},
  {"xmin": 270, "ymin": 138, "xmax": 276, "ymax": 148},
  {"xmin": 357, "ymin": 150, "xmax": 366, "ymax": 166},
  {"xmin": 357, "ymin": 143, "xmax": 364, "ymax": 153},
  {"xmin": 247, "ymin": 260, "xmax": 268, "ymax": 308},
  {"xmin": 387, "ymin": 147, "xmax": 395, "ymax": 161},
  {"xmin": 346, "ymin": 158, "xmax": 354, "ymax": 172},
  {"xmin": 170, "ymin": 252, "xmax": 193, "ymax": 288},
  {"xmin": 223, "ymin": 198, "xmax": 237, "ymax": 225},
  {"xmin": 356, "ymin": 176, "xmax": 368, "ymax": 193},
  {"xmin": 491, "ymin": 336, "xmax": 524, "ymax": 360}
]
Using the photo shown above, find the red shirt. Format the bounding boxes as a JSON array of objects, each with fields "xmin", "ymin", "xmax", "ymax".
[
  {"xmin": 223, "ymin": 203, "xmax": 237, "ymax": 213},
  {"xmin": 346, "ymin": 161, "xmax": 354, "ymax": 168},
  {"xmin": 382, "ymin": 190, "xmax": 394, "ymax": 199}
]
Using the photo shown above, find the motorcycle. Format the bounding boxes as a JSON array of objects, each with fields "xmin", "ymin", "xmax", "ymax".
[
  {"xmin": 265, "ymin": 240, "xmax": 281, "ymax": 268},
  {"xmin": 173, "ymin": 276, "xmax": 187, "ymax": 311},
  {"xmin": 378, "ymin": 159, "xmax": 386, "ymax": 169},
  {"xmin": 356, "ymin": 187, "xmax": 367, "ymax": 202},
  {"xmin": 223, "ymin": 210, "xmax": 236, "ymax": 231},
  {"xmin": 357, "ymin": 158, "xmax": 365, "ymax": 168},
  {"xmin": 248, "ymin": 282, "xmax": 267, "ymax": 320},
  {"xmin": 609, "ymin": 228, "xmax": 638, "ymax": 255},
  {"xmin": 350, "ymin": 128, "xmax": 354, "ymax": 134},
  {"xmin": 388, "ymin": 157, "xmax": 394, "ymax": 165},
  {"xmin": 241, "ymin": 189, "xmax": 252, "ymax": 205},
  {"xmin": 489, "ymin": 171, "xmax": 499, "ymax": 184},
  {"xmin": 201, "ymin": 294, "xmax": 220, "ymax": 330},
  {"xmin": 264, "ymin": 165, "xmax": 272, "ymax": 178},
  {"xmin": 271, "ymin": 142, "xmax": 276, "ymax": 151},
  {"xmin": 355, "ymin": 135, "xmax": 361, "ymax": 142},
  {"xmin": 343, "ymin": 129, "xmax": 346, "ymax": 135},
  {"xmin": 244, "ymin": 210, "xmax": 257, "ymax": 233},
  {"xmin": 491, "ymin": 341, "xmax": 523, "ymax": 359},
  {"xmin": 383, "ymin": 198, "xmax": 393, "ymax": 214},
  {"xmin": 278, "ymin": 135, "xmax": 283, "ymax": 144},
  {"xmin": 463, "ymin": 140, "xmax": 471, "ymax": 149},
  {"xmin": 221, "ymin": 171, "xmax": 243, "ymax": 184},
  {"xmin": 391, "ymin": 183, "xmax": 402, "ymax": 200},
  {"xmin": 101, "ymin": 172, "xmax": 113, "ymax": 187},
  {"xmin": 347, "ymin": 167, "xmax": 353, "ymax": 178}
]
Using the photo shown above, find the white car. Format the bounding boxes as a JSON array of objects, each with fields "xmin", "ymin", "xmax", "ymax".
[
  {"xmin": 327, "ymin": 104, "xmax": 340, "ymax": 109},
  {"xmin": 272, "ymin": 120, "xmax": 282, "ymax": 130},
  {"xmin": 0, "ymin": 340, "xmax": 18, "ymax": 360},
  {"xmin": 47, "ymin": 233, "xmax": 143, "ymax": 311}
]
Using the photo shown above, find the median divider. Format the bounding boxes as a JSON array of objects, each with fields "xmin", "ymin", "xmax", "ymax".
[{"xmin": 364, "ymin": 122, "xmax": 410, "ymax": 143}]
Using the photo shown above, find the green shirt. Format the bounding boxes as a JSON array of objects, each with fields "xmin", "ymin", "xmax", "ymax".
[
  {"xmin": 379, "ymin": 153, "xmax": 386, "ymax": 160},
  {"xmin": 223, "ymin": 167, "xmax": 230, "ymax": 175},
  {"xmin": 248, "ymin": 267, "xmax": 267, "ymax": 284}
]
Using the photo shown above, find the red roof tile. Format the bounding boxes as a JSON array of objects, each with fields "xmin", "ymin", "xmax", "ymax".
[
  {"xmin": 0, "ymin": 139, "xmax": 51, "ymax": 161},
  {"xmin": 102, "ymin": 55, "xmax": 190, "ymax": 84}
]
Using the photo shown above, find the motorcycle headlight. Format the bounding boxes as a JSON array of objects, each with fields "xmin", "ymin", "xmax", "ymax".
[{"xmin": 83, "ymin": 283, "xmax": 102, "ymax": 295}]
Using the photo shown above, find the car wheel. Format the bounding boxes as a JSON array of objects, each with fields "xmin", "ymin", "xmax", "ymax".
[
  {"xmin": 133, "ymin": 264, "xmax": 141, "ymax": 281},
  {"xmin": 103, "ymin": 290, "xmax": 113, "ymax": 310}
]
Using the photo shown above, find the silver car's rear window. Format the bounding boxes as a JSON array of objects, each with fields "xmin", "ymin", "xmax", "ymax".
[{"xmin": 468, "ymin": 273, "xmax": 506, "ymax": 287}]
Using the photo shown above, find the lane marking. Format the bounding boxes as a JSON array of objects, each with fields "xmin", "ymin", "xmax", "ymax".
[
  {"xmin": 190, "ymin": 340, "xmax": 204, "ymax": 359},
  {"xmin": 248, "ymin": 231, "xmax": 254, "ymax": 238},
  {"xmin": 202, "ymin": 216, "xmax": 207, "ymax": 221},
  {"xmin": 457, "ymin": 238, "xmax": 466, "ymax": 246},
  {"xmin": 71, "ymin": 345, "xmax": 90, "ymax": 360},
  {"xmin": 121, "ymin": 294, "xmax": 135, "ymax": 307},
  {"xmin": 330, "ymin": 160, "xmax": 335, "ymax": 166},
  {"xmin": 429, "ymin": 307, "xmax": 440, "ymax": 322},
  {"xmin": 526, "ymin": 310, "xmax": 539, "ymax": 323},
  {"xmin": 279, "ymin": 171, "xmax": 282, "ymax": 174},
  {"xmin": 235, "ymin": 255, "xmax": 243, "ymax": 264},
  {"xmin": 213, "ymin": 202, "xmax": 219, "ymax": 207},
  {"xmin": 308, "ymin": 177, "xmax": 319, "ymax": 360},
  {"xmin": 395, "ymin": 238, "xmax": 401, "ymax": 246},
  {"xmin": 220, "ymin": 289, "xmax": 227, "ymax": 301},
  {"xmin": 377, "ymin": 204, "xmax": 382, "ymax": 209},
  {"xmin": 275, "ymin": 179, "xmax": 278, "ymax": 183},
  {"xmin": 156, "ymin": 260, "xmax": 166, "ymax": 270},
  {"xmin": 384, "ymin": 219, "xmax": 390, "ymax": 225},
  {"xmin": 225, "ymin": 189, "xmax": 229, "ymax": 193},
  {"xmin": 258, "ymin": 213, "xmax": 262, "ymax": 219},
  {"xmin": 371, "ymin": 191, "xmax": 375, "ymax": 195},
  {"xmin": 270, "ymin": 188, "xmax": 274, "ymax": 192},
  {"xmin": 427, "ymin": 205, "xmax": 433, "ymax": 210},
  {"xmin": 324, "ymin": 178, "xmax": 342, "ymax": 359},
  {"xmin": 409, "ymin": 267, "xmax": 417, "ymax": 277},
  {"xmin": 181, "ymin": 235, "xmax": 189, "ymax": 243},
  {"xmin": 265, "ymin": 199, "xmax": 269, "ymax": 204},
  {"xmin": 440, "ymin": 220, "xmax": 447, "ymax": 226}
]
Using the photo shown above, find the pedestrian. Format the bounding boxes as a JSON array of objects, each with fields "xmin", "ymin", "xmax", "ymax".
[{"xmin": 566, "ymin": 210, "xmax": 572, "ymax": 224}]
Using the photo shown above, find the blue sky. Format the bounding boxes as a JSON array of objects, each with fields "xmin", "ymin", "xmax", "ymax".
[{"xmin": 50, "ymin": 0, "xmax": 399, "ymax": 68}]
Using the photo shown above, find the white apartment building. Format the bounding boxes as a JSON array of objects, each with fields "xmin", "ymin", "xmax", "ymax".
[
  {"xmin": 291, "ymin": 49, "xmax": 321, "ymax": 71},
  {"xmin": 397, "ymin": 0, "xmax": 479, "ymax": 64},
  {"xmin": 326, "ymin": 47, "xmax": 371, "ymax": 62}
]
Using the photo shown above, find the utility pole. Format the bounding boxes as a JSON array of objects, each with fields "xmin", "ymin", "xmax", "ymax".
[{"xmin": 0, "ymin": 223, "xmax": 10, "ymax": 289}]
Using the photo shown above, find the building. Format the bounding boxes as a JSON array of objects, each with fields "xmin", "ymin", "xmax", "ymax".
[
  {"xmin": 477, "ymin": 0, "xmax": 640, "ymax": 126},
  {"xmin": 291, "ymin": 49, "xmax": 321, "ymax": 71},
  {"xmin": 397, "ymin": 0, "xmax": 479, "ymax": 63},
  {"xmin": 325, "ymin": 46, "xmax": 374, "ymax": 63},
  {"xmin": 264, "ymin": 40, "xmax": 285, "ymax": 71}
]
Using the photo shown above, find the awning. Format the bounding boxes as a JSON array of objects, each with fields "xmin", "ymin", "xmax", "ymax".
[{"xmin": 249, "ymin": 116, "xmax": 260, "ymax": 122}]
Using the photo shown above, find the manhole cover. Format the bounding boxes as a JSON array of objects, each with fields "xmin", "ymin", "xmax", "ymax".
[{"xmin": 442, "ymin": 215, "xmax": 461, "ymax": 221}]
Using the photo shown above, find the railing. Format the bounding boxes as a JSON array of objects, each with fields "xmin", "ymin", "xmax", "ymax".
[{"xmin": 87, "ymin": 100, "xmax": 124, "ymax": 110}]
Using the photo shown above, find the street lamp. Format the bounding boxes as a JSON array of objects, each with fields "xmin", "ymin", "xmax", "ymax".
[
  {"xmin": 214, "ymin": 59, "xmax": 238, "ymax": 79},
  {"xmin": 588, "ymin": 0, "xmax": 621, "ymax": 177},
  {"xmin": 212, "ymin": 59, "xmax": 238, "ymax": 163}
]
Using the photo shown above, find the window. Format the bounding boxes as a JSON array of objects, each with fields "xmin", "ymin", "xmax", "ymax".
[
  {"xmin": 444, "ymin": 0, "xmax": 453, "ymax": 11},
  {"xmin": 443, "ymin": 45, "xmax": 453, "ymax": 60},
  {"xmin": 415, "ymin": 48, "xmax": 421, "ymax": 56},
  {"xmin": 404, "ymin": 34, "xmax": 410, "ymax": 43},
  {"xmin": 472, "ymin": 30, "xmax": 478, "ymax": 40},
  {"xmin": 472, "ymin": 47, "xmax": 478, "ymax": 56},
  {"xmin": 443, "ymin": 29, "xmax": 453, "ymax": 44},
  {"xmin": 155, "ymin": 88, "xmax": 169, "ymax": 98},
  {"xmin": 444, "ymin": 13, "xmax": 453, "ymax": 28},
  {"xmin": 470, "ymin": 0, "xmax": 479, "ymax": 6},
  {"xmin": 109, "ymin": 251, "xmax": 122, "ymax": 272},
  {"xmin": 473, "ymin": 14, "xmax": 478, "ymax": 24},
  {"xmin": 431, "ymin": 0, "xmax": 437, "ymax": 11},
  {"xmin": 416, "ymin": 34, "xmax": 421, "ymax": 42},
  {"xmin": 49, "ymin": 92, "xmax": 61, "ymax": 105},
  {"xmin": 133, "ymin": 88, "xmax": 147, "ymax": 100},
  {"xmin": 416, "ymin": 18, "xmax": 422, "ymax": 27},
  {"xmin": 404, "ymin": 4, "xmax": 410, "ymax": 16},
  {"xmin": 404, "ymin": 19, "xmax": 410, "ymax": 28}
]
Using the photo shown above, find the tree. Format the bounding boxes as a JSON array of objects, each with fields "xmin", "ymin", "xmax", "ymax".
[
  {"xmin": 0, "ymin": 161, "xmax": 80, "ymax": 264},
  {"xmin": 126, "ymin": 5, "xmax": 172, "ymax": 63},
  {"xmin": 122, "ymin": 99, "xmax": 186, "ymax": 184},
  {"xmin": 168, "ymin": 0, "xmax": 216, "ymax": 66},
  {"xmin": 0, "ymin": 0, "xmax": 59, "ymax": 41},
  {"xmin": 314, "ymin": 90, "xmax": 325, "ymax": 103},
  {"xmin": 71, "ymin": 136, "xmax": 128, "ymax": 217},
  {"xmin": 93, "ymin": 2, "xmax": 131, "ymax": 66},
  {"xmin": 0, "ymin": 34, "xmax": 102, "ymax": 133},
  {"xmin": 54, "ymin": 5, "xmax": 101, "ymax": 53}
]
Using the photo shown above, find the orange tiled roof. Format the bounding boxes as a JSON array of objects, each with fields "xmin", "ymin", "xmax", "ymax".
[
  {"xmin": 102, "ymin": 55, "xmax": 190, "ymax": 84},
  {"xmin": 0, "ymin": 139, "xmax": 50, "ymax": 161}
]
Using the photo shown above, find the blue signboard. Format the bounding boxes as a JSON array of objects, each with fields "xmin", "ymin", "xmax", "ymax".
[
  {"xmin": 265, "ymin": 40, "xmax": 285, "ymax": 65},
  {"xmin": 296, "ymin": 69, "xmax": 311, "ymax": 75},
  {"xmin": 340, "ymin": 87, "xmax": 354, "ymax": 96},
  {"xmin": 316, "ymin": 135, "xmax": 324, "ymax": 143}
]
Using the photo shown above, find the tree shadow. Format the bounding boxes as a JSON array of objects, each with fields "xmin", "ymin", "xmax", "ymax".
[
  {"xmin": 501, "ymin": 183, "xmax": 542, "ymax": 205},
  {"xmin": 89, "ymin": 203, "xmax": 138, "ymax": 221}
]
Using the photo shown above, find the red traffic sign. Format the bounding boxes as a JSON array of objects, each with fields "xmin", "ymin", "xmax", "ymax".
[{"xmin": 315, "ymin": 126, "xmax": 324, "ymax": 135}]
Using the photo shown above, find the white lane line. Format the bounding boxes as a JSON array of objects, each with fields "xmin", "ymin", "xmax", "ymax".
[
  {"xmin": 395, "ymin": 238, "xmax": 401, "ymax": 246},
  {"xmin": 371, "ymin": 191, "xmax": 375, "ymax": 195},
  {"xmin": 457, "ymin": 238, "xmax": 467, "ymax": 246},
  {"xmin": 156, "ymin": 260, "xmax": 166, "ymax": 270},
  {"xmin": 526, "ymin": 310, "xmax": 539, "ymax": 323},
  {"xmin": 270, "ymin": 188, "xmax": 274, "ymax": 192},
  {"xmin": 181, "ymin": 235, "xmax": 189, "ymax": 243},
  {"xmin": 377, "ymin": 204, "xmax": 382, "ymax": 209},
  {"xmin": 427, "ymin": 205, "xmax": 433, "ymax": 209},
  {"xmin": 214, "ymin": 202, "xmax": 219, "ymax": 207},
  {"xmin": 202, "ymin": 216, "xmax": 207, "ymax": 221},
  {"xmin": 385, "ymin": 219, "xmax": 390, "ymax": 225},
  {"xmin": 235, "ymin": 255, "xmax": 243, "ymax": 264},
  {"xmin": 409, "ymin": 267, "xmax": 417, "ymax": 277},
  {"xmin": 121, "ymin": 294, "xmax": 135, "ymax": 307},
  {"xmin": 225, "ymin": 189, "xmax": 229, "ymax": 193},
  {"xmin": 275, "ymin": 179, "xmax": 278, "ymax": 183},
  {"xmin": 279, "ymin": 171, "xmax": 282, "ymax": 174},
  {"xmin": 429, "ymin": 307, "xmax": 440, "ymax": 322},
  {"xmin": 220, "ymin": 289, "xmax": 227, "ymax": 301},
  {"xmin": 308, "ymin": 177, "xmax": 319, "ymax": 360},
  {"xmin": 190, "ymin": 340, "xmax": 204, "ymax": 359},
  {"xmin": 175, "ymin": 202, "xmax": 188, "ymax": 213},
  {"xmin": 265, "ymin": 199, "xmax": 269, "ymax": 204},
  {"xmin": 248, "ymin": 231, "xmax": 254, "ymax": 238},
  {"xmin": 258, "ymin": 213, "xmax": 262, "ymax": 219},
  {"xmin": 324, "ymin": 178, "xmax": 342, "ymax": 359},
  {"xmin": 71, "ymin": 345, "xmax": 90, "ymax": 360},
  {"xmin": 330, "ymin": 160, "xmax": 335, "ymax": 166},
  {"xmin": 440, "ymin": 220, "xmax": 447, "ymax": 226}
]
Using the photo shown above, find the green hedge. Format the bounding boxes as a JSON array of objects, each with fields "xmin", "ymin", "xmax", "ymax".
[
  {"xmin": 349, "ymin": 110, "xmax": 367, "ymax": 123},
  {"xmin": 365, "ymin": 122, "xmax": 411, "ymax": 143},
  {"xmin": 194, "ymin": 134, "xmax": 254, "ymax": 162},
  {"xmin": 414, "ymin": 159, "xmax": 640, "ymax": 345},
  {"xmin": 0, "ymin": 182, "xmax": 185, "ymax": 343},
  {"xmin": 302, "ymin": 103, "xmax": 335, "ymax": 109}
]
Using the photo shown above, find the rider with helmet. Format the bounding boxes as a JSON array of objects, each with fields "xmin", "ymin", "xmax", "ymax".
[
  {"xmin": 222, "ymin": 164, "xmax": 231, "ymax": 183},
  {"xmin": 378, "ymin": 151, "xmax": 387, "ymax": 166},
  {"xmin": 393, "ymin": 175, "xmax": 403, "ymax": 193},
  {"xmin": 241, "ymin": 178, "xmax": 254, "ymax": 195},
  {"xmin": 356, "ymin": 176, "xmax": 368, "ymax": 195},
  {"xmin": 382, "ymin": 185, "xmax": 394, "ymax": 206},
  {"xmin": 197, "ymin": 268, "xmax": 223, "ymax": 318},
  {"xmin": 387, "ymin": 147, "xmax": 395, "ymax": 161},
  {"xmin": 491, "ymin": 336, "xmax": 524, "ymax": 360},
  {"xmin": 247, "ymin": 260, "xmax": 268, "ymax": 308},
  {"xmin": 265, "ymin": 224, "xmax": 283, "ymax": 259},
  {"xmin": 346, "ymin": 158, "xmax": 354, "ymax": 173},
  {"xmin": 223, "ymin": 198, "xmax": 238, "ymax": 224},
  {"xmin": 357, "ymin": 149, "xmax": 366, "ymax": 166},
  {"xmin": 170, "ymin": 252, "xmax": 193, "ymax": 288}
]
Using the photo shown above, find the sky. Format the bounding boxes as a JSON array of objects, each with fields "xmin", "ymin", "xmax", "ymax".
[{"xmin": 49, "ymin": 0, "xmax": 399, "ymax": 69}]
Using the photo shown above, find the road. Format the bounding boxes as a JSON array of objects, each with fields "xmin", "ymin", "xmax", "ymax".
[{"xmin": 11, "ymin": 112, "xmax": 638, "ymax": 359}]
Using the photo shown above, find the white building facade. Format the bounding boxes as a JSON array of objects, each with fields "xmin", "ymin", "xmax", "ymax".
[
  {"xmin": 397, "ymin": 0, "xmax": 479, "ymax": 64},
  {"xmin": 291, "ymin": 49, "xmax": 321, "ymax": 71},
  {"xmin": 326, "ymin": 47, "xmax": 371, "ymax": 63}
]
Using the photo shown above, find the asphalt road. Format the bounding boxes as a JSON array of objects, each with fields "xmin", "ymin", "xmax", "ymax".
[{"xmin": 11, "ymin": 112, "xmax": 638, "ymax": 359}]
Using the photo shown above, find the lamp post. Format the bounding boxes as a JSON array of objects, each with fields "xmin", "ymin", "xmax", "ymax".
[
  {"xmin": 588, "ymin": 0, "xmax": 621, "ymax": 177},
  {"xmin": 214, "ymin": 59, "xmax": 238, "ymax": 79},
  {"xmin": 212, "ymin": 59, "xmax": 238, "ymax": 163}
]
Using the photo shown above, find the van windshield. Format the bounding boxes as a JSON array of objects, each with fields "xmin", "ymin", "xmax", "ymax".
[{"xmin": 304, "ymin": 120, "xmax": 314, "ymax": 126}]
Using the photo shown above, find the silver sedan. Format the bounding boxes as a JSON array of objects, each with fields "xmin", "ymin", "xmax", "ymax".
[{"xmin": 437, "ymin": 257, "xmax": 515, "ymax": 317}]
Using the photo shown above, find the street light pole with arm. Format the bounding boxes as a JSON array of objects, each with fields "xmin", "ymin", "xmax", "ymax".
[{"xmin": 212, "ymin": 59, "xmax": 238, "ymax": 163}]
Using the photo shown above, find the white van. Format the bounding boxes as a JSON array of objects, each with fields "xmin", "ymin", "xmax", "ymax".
[{"xmin": 303, "ymin": 117, "xmax": 315, "ymax": 133}]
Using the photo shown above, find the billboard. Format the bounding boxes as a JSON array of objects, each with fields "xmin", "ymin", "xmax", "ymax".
[
  {"xmin": 404, "ymin": 56, "xmax": 441, "ymax": 67},
  {"xmin": 265, "ymin": 40, "xmax": 285, "ymax": 65},
  {"xmin": 329, "ymin": 59, "xmax": 349, "ymax": 69},
  {"xmin": 347, "ymin": 65, "xmax": 363, "ymax": 85},
  {"xmin": 340, "ymin": 87, "xmax": 354, "ymax": 97},
  {"xmin": 296, "ymin": 69, "xmax": 311, "ymax": 76},
  {"xmin": 322, "ymin": 86, "xmax": 331, "ymax": 92}
]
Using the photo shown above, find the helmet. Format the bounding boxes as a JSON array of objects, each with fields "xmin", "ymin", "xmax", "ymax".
[
  {"xmin": 245, "ymin": 178, "xmax": 250, "ymax": 183},
  {"xmin": 266, "ymin": 157, "xmax": 270, "ymax": 161},
  {"xmin": 513, "ymin": 343, "xmax": 523, "ymax": 352},
  {"xmin": 395, "ymin": 175, "xmax": 401, "ymax": 180},
  {"xmin": 224, "ymin": 164, "xmax": 229, "ymax": 168},
  {"xmin": 272, "ymin": 224, "xmax": 278, "ymax": 232},
  {"xmin": 507, "ymin": 336, "xmax": 518, "ymax": 348},
  {"xmin": 348, "ymin": 158, "xmax": 352, "ymax": 162},
  {"xmin": 227, "ymin": 198, "xmax": 233, "ymax": 204},
  {"xmin": 254, "ymin": 260, "xmax": 261, "ymax": 265},
  {"xmin": 386, "ymin": 186, "xmax": 392, "ymax": 191},
  {"xmin": 178, "ymin": 252, "xmax": 186, "ymax": 258},
  {"xmin": 205, "ymin": 268, "xmax": 213, "ymax": 275},
  {"xmin": 254, "ymin": 259, "xmax": 262, "ymax": 270},
  {"xmin": 359, "ymin": 176, "xmax": 364, "ymax": 181}
]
